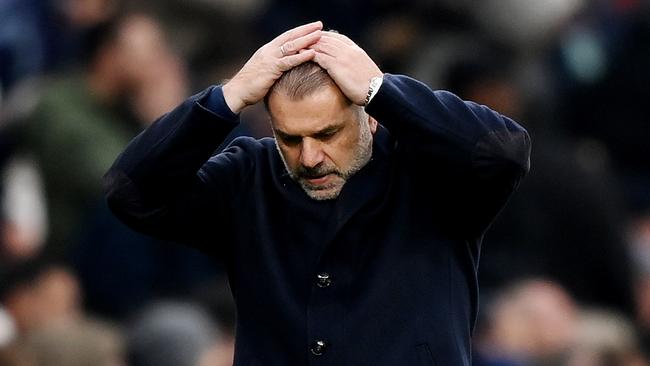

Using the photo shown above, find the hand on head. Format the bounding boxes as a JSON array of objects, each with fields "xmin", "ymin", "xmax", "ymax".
[
  {"xmin": 222, "ymin": 22, "xmax": 383, "ymax": 113},
  {"xmin": 223, "ymin": 21, "xmax": 323, "ymax": 113},
  {"xmin": 309, "ymin": 31, "xmax": 383, "ymax": 106}
]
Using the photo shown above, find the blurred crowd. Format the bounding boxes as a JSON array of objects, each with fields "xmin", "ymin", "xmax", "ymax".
[{"xmin": 0, "ymin": 0, "xmax": 649, "ymax": 365}]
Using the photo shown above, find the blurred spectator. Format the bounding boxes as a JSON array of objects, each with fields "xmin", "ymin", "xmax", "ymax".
[
  {"xmin": 0, "ymin": 257, "xmax": 81, "ymax": 344},
  {"xmin": 11, "ymin": 11, "xmax": 223, "ymax": 322},
  {"xmin": 19, "ymin": 318, "xmax": 124, "ymax": 366},
  {"xmin": 567, "ymin": 309, "xmax": 648, "ymax": 366},
  {"xmin": 110, "ymin": 14, "xmax": 188, "ymax": 124},
  {"xmin": 128, "ymin": 301, "xmax": 234, "ymax": 366},
  {"xmin": 473, "ymin": 279, "xmax": 578, "ymax": 366},
  {"xmin": 21, "ymin": 18, "xmax": 135, "ymax": 256},
  {"xmin": 440, "ymin": 49, "xmax": 635, "ymax": 316},
  {"xmin": 556, "ymin": 1, "xmax": 650, "ymax": 211},
  {"xmin": 21, "ymin": 12, "xmax": 187, "ymax": 257},
  {"xmin": 0, "ymin": 318, "xmax": 124, "ymax": 366},
  {"xmin": 0, "ymin": 0, "xmax": 119, "ymax": 100},
  {"xmin": 48, "ymin": 0, "xmax": 120, "ymax": 72}
]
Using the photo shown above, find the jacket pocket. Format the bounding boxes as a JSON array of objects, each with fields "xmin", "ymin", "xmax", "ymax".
[{"xmin": 416, "ymin": 343, "xmax": 436, "ymax": 366}]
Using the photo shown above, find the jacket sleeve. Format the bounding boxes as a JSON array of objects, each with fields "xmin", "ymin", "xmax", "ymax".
[
  {"xmin": 365, "ymin": 74, "xmax": 532, "ymax": 237},
  {"xmin": 103, "ymin": 85, "xmax": 254, "ymax": 253}
]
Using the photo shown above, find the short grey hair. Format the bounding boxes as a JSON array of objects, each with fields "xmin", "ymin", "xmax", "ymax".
[{"xmin": 264, "ymin": 62, "xmax": 348, "ymax": 110}]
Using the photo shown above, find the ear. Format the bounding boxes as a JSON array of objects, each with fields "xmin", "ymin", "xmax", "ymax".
[{"xmin": 368, "ymin": 115, "xmax": 378, "ymax": 134}]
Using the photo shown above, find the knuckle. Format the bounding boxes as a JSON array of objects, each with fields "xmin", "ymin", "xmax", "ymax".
[
  {"xmin": 284, "ymin": 41, "xmax": 294, "ymax": 52},
  {"xmin": 275, "ymin": 59, "xmax": 290, "ymax": 71},
  {"xmin": 256, "ymin": 46, "xmax": 269, "ymax": 57}
]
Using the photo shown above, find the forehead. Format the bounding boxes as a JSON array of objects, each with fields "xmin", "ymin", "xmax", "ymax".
[{"xmin": 268, "ymin": 85, "xmax": 357, "ymax": 135}]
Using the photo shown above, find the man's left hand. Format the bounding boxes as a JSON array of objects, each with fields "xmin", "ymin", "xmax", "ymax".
[{"xmin": 309, "ymin": 31, "xmax": 383, "ymax": 106}]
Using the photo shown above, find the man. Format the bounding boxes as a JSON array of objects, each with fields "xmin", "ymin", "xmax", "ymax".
[
  {"xmin": 104, "ymin": 21, "xmax": 531, "ymax": 365},
  {"xmin": 22, "ymin": 13, "xmax": 186, "ymax": 256}
]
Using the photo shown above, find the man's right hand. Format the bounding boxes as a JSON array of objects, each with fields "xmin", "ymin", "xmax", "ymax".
[{"xmin": 222, "ymin": 21, "xmax": 323, "ymax": 113}]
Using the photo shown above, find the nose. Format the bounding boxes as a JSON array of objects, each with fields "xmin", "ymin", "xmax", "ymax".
[{"xmin": 300, "ymin": 137, "xmax": 324, "ymax": 168}]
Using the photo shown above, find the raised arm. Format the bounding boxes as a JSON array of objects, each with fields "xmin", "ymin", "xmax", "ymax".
[
  {"xmin": 104, "ymin": 87, "xmax": 245, "ymax": 250},
  {"xmin": 104, "ymin": 22, "xmax": 324, "ymax": 250},
  {"xmin": 311, "ymin": 31, "xmax": 531, "ymax": 235}
]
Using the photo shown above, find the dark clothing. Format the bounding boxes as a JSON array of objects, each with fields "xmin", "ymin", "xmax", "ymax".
[{"xmin": 104, "ymin": 74, "xmax": 531, "ymax": 365}]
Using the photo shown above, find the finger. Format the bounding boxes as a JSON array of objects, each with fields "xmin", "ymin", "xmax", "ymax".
[
  {"xmin": 308, "ymin": 36, "xmax": 346, "ymax": 56},
  {"xmin": 273, "ymin": 21, "xmax": 323, "ymax": 45},
  {"xmin": 322, "ymin": 31, "xmax": 356, "ymax": 46},
  {"xmin": 308, "ymin": 41, "xmax": 336, "ymax": 57},
  {"xmin": 280, "ymin": 30, "xmax": 321, "ymax": 56},
  {"xmin": 312, "ymin": 51, "xmax": 335, "ymax": 70},
  {"xmin": 277, "ymin": 49, "xmax": 316, "ymax": 71},
  {"xmin": 320, "ymin": 35, "xmax": 351, "ymax": 49}
]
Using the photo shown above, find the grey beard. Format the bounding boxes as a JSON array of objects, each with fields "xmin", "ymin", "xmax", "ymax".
[{"xmin": 274, "ymin": 120, "xmax": 373, "ymax": 200}]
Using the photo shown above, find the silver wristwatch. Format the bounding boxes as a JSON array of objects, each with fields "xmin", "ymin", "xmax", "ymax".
[{"xmin": 364, "ymin": 75, "xmax": 384, "ymax": 107}]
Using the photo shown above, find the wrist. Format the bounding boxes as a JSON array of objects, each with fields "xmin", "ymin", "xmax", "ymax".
[
  {"xmin": 364, "ymin": 74, "xmax": 384, "ymax": 107},
  {"xmin": 222, "ymin": 82, "xmax": 246, "ymax": 114},
  {"xmin": 204, "ymin": 85, "xmax": 240, "ymax": 120}
]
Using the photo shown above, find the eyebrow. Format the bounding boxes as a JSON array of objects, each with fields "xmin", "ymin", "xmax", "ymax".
[{"xmin": 274, "ymin": 122, "xmax": 344, "ymax": 140}]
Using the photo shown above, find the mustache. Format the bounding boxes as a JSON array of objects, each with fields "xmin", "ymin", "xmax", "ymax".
[{"xmin": 296, "ymin": 164, "xmax": 340, "ymax": 179}]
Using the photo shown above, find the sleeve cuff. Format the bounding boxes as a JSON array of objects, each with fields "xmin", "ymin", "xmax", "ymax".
[{"xmin": 200, "ymin": 85, "xmax": 240, "ymax": 121}]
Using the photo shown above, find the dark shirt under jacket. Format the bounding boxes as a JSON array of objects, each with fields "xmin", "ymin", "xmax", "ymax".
[{"xmin": 104, "ymin": 74, "xmax": 531, "ymax": 366}]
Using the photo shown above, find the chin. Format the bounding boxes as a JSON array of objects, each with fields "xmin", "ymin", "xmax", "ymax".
[
  {"xmin": 300, "ymin": 176, "xmax": 345, "ymax": 200},
  {"xmin": 303, "ymin": 186, "xmax": 342, "ymax": 201}
]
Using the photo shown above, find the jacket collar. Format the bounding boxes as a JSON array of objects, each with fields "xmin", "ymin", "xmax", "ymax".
[{"xmin": 325, "ymin": 124, "xmax": 395, "ymax": 235}]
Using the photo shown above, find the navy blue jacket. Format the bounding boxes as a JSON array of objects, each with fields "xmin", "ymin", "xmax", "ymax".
[{"xmin": 104, "ymin": 74, "xmax": 531, "ymax": 366}]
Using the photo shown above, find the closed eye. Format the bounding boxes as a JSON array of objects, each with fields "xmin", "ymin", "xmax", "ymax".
[
  {"xmin": 314, "ymin": 127, "xmax": 341, "ymax": 141},
  {"xmin": 278, "ymin": 134, "xmax": 301, "ymax": 146}
]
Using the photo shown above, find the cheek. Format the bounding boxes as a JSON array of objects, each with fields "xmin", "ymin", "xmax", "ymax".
[
  {"xmin": 329, "ymin": 129, "xmax": 361, "ymax": 165},
  {"xmin": 280, "ymin": 146, "xmax": 301, "ymax": 168}
]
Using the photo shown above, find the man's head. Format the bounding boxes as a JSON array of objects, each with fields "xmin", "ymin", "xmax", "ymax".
[
  {"xmin": 83, "ymin": 15, "xmax": 183, "ymax": 108},
  {"xmin": 266, "ymin": 62, "xmax": 378, "ymax": 200}
]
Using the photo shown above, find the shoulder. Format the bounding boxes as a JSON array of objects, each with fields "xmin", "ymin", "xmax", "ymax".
[
  {"xmin": 205, "ymin": 135, "xmax": 278, "ymax": 170},
  {"xmin": 199, "ymin": 135, "xmax": 284, "ymax": 191},
  {"xmin": 225, "ymin": 135, "xmax": 276, "ymax": 154}
]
